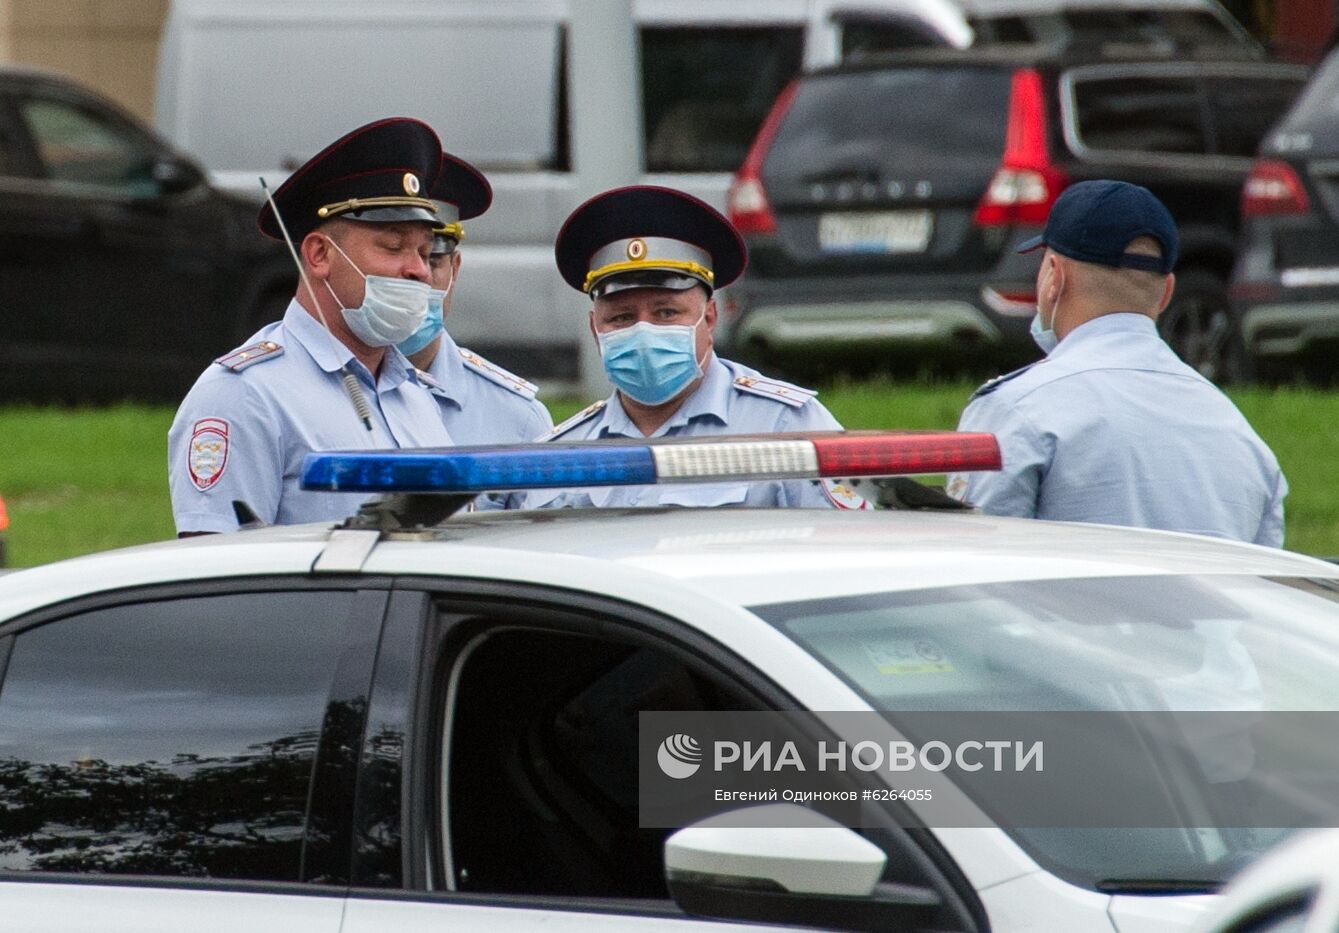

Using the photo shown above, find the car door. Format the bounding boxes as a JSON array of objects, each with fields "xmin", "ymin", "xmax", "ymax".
[
  {"xmin": 0, "ymin": 582, "xmax": 389, "ymax": 931},
  {"xmin": 4, "ymin": 82, "xmax": 223, "ymax": 398},
  {"xmin": 337, "ymin": 585, "xmax": 984, "ymax": 932}
]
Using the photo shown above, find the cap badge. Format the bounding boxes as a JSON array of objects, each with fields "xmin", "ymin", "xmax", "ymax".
[
  {"xmin": 403, "ymin": 172, "xmax": 421, "ymax": 195},
  {"xmin": 627, "ymin": 238, "xmax": 647, "ymax": 261}
]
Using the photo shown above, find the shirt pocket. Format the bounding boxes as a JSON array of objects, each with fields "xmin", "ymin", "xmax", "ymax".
[{"xmin": 656, "ymin": 483, "xmax": 752, "ymax": 508}]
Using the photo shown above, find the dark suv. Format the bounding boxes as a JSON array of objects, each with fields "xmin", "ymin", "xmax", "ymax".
[
  {"xmin": 1231, "ymin": 49, "xmax": 1339, "ymax": 380},
  {"xmin": 721, "ymin": 48, "xmax": 1306, "ymax": 381},
  {"xmin": 0, "ymin": 66, "xmax": 294, "ymax": 402}
]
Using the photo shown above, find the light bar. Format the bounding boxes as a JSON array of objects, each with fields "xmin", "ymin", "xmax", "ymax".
[{"xmin": 301, "ymin": 432, "xmax": 1000, "ymax": 495}]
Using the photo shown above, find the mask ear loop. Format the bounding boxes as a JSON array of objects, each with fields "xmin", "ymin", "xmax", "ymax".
[
  {"xmin": 1046, "ymin": 262, "xmax": 1065, "ymax": 333},
  {"xmin": 322, "ymin": 235, "xmax": 368, "ymax": 311},
  {"xmin": 440, "ymin": 257, "xmax": 457, "ymax": 300},
  {"xmin": 690, "ymin": 303, "xmax": 711, "ymax": 373}
]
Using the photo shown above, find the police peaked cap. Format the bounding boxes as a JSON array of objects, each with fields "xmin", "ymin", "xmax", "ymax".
[
  {"xmin": 429, "ymin": 151, "xmax": 493, "ymax": 252},
  {"xmin": 555, "ymin": 185, "xmax": 747, "ymax": 297},
  {"xmin": 258, "ymin": 117, "xmax": 446, "ymax": 242}
]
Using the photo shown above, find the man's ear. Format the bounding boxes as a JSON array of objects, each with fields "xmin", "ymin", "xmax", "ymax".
[
  {"xmin": 301, "ymin": 231, "xmax": 332, "ymax": 278},
  {"xmin": 703, "ymin": 296, "xmax": 719, "ymax": 334},
  {"xmin": 588, "ymin": 308, "xmax": 599, "ymax": 342},
  {"xmin": 1156, "ymin": 273, "xmax": 1176, "ymax": 315}
]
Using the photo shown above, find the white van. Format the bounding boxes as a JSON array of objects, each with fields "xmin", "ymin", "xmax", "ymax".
[
  {"xmin": 154, "ymin": 0, "xmax": 1252, "ymax": 382},
  {"xmin": 154, "ymin": 0, "xmax": 975, "ymax": 381}
]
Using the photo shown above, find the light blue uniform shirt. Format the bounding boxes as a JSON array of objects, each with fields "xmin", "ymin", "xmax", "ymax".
[
  {"xmin": 528, "ymin": 356, "xmax": 866, "ymax": 510},
  {"xmin": 169, "ymin": 301, "xmax": 454, "ymax": 533},
  {"xmin": 948, "ymin": 313, "xmax": 1287, "ymax": 546},
  {"xmin": 414, "ymin": 330, "xmax": 553, "ymax": 444}
]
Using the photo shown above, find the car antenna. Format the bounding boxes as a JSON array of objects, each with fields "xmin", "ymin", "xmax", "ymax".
[{"xmin": 259, "ymin": 176, "xmax": 374, "ymax": 434}]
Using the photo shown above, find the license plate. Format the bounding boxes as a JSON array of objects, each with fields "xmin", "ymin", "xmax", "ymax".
[{"xmin": 818, "ymin": 210, "xmax": 932, "ymax": 255}]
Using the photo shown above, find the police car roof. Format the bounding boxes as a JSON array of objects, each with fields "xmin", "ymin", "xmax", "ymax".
[{"xmin": 1, "ymin": 509, "xmax": 1332, "ymax": 620}]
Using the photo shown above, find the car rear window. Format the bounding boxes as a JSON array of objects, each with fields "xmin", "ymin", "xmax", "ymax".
[
  {"xmin": 970, "ymin": 9, "xmax": 1244, "ymax": 50},
  {"xmin": 764, "ymin": 67, "xmax": 1011, "ymax": 181}
]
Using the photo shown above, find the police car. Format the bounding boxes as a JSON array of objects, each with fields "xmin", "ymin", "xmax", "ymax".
[{"xmin": 2, "ymin": 432, "xmax": 1338, "ymax": 933}]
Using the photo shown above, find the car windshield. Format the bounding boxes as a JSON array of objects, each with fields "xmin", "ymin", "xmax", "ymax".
[{"xmin": 750, "ymin": 574, "xmax": 1339, "ymax": 890}]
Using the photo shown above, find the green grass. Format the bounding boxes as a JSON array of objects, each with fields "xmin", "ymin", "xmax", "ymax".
[
  {"xmin": 1, "ymin": 382, "xmax": 1336, "ymax": 567},
  {"xmin": 0, "ymin": 406, "xmax": 178, "ymax": 566}
]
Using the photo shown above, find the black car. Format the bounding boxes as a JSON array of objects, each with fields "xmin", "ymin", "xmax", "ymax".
[
  {"xmin": 0, "ymin": 66, "xmax": 294, "ymax": 402},
  {"xmin": 1231, "ymin": 48, "xmax": 1339, "ymax": 380},
  {"xmin": 721, "ymin": 47, "xmax": 1306, "ymax": 382}
]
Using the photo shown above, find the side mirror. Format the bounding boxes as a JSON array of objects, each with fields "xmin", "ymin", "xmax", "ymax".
[
  {"xmin": 150, "ymin": 154, "xmax": 204, "ymax": 195},
  {"xmin": 664, "ymin": 804, "xmax": 941, "ymax": 931}
]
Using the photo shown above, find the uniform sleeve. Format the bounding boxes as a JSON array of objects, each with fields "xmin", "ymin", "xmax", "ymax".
[
  {"xmin": 168, "ymin": 377, "xmax": 283, "ymax": 533},
  {"xmin": 1254, "ymin": 468, "xmax": 1288, "ymax": 548},
  {"xmin": 527, "ymin": 397, "xmax": 556, "ymax": 439},
  {"xmin": 949, "ymin": 393, "xmax": 1050, "ymax": 518}
]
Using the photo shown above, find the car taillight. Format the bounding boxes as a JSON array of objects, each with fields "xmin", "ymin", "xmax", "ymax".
[
  {"xmin": 728, "ymin": 81, "xmax": 799, "ymax": 236},
  {"xmin": 973, "ymin": 69, "xmax": 1067, "ymax": 228},
  {"xmin": 1242, "ymin": 159, "xmax": 1310, "ymax": 217}
]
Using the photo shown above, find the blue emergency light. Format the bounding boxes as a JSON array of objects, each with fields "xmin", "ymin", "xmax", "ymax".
[{"xmin": 300, "ymin": 432, "xmax": 1001, "ymax": 494}]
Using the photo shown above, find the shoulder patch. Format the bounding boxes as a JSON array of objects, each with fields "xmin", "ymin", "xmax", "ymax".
[
  {"xmin": 459, "ymin": 347, "xmax": 538, "ymax": 400},
  {"xmin": 821, "ymin": 479, "xmax": 870, "ymax": 511},
  {"xmin": 970, "ymin": 362, "xmax": 1038, "ymax": 400},
  {"xmin": 187, "ymin": 418, "xmax": 230, "ymax": 490},
  {"xmin": 731, "ymin": 374, "xmax": 816, "ymax": 409},
  {"xmin": 540, "ymin": 399, "xmax": 607, "ymax": 442},
  {"xmin": 214, "ymin": 340, "xmax": 284, "ymax": 373}
]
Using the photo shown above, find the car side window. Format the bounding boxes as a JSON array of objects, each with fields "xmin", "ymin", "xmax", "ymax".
[
  {"xmin": 440, "ymin": 622, "xmax": 761, "ymax": 898},
  {"xmin": 1072, "ymin": 75, "xmax": 1207, "ymax": 156},
  {"xmin": 641, "ymin": 26, "xmax": 803, "ymax": 174},
  {"xmin": 17, "ymin": 96, "xmax": 158, "ymax": 195},
  {"xmin": 0, "ymin": 591, "xmax": 353, "ymax": 879}
]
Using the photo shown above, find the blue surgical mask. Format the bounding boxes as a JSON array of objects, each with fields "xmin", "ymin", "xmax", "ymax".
[
  {"xmin": 397, "ymin": 288, "xmax": 447, "ymax": 357},
  {"xmin": 397, "ymin": 258, "xmax": 457, "ymax": 357},
  {"xmin": 1030, "ymin": 310, "xmax": 1058, "ymax": 354},
  {"xmin": 324, "ymin": 236, "xmax": 431, "ymax": 348},
  {"xmin": 597, "ymin": 311, "xmax": 706, "ymax": 405}
]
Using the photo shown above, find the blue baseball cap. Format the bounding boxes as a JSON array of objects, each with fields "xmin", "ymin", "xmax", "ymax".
[{"xmin": 1017, "ymin": 180, "xmax": 1178, "ymax": 274}]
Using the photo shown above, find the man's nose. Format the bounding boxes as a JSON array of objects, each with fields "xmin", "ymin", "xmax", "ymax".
[{"xmin": 402, "ymin": 252, "xmax": 431, "ymax": 282}]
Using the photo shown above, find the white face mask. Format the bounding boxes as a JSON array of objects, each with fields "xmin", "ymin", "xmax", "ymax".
[{"xmin": 323, "ymin": 236, "xmax": 431, "ymax": 348}]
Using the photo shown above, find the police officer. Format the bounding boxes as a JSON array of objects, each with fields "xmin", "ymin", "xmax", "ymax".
[
  {"xmin": 168, "ymin": 118, "xmax": 455, "ymax": 534},
  {"xmin": 532, "ymin": 185, "xmax": 864, "ymax": 509},
  {"xmin": 397, "ymin": 153, "xmax": 553, "ymax": 444},
  {"xmin": 947, "ymin": 180, "xmax": 1286, "ymax": 545}
]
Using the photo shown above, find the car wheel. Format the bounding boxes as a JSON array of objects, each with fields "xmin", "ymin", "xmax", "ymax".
[{"xmin": 1157, "ymin": 269, "xmax": 1249, "ymax": 385}]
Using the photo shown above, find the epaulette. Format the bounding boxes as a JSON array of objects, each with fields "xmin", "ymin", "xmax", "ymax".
[
  {"xmin": 731, "ymin": 373, "xmax": 816, "ymax": 409},
  {"xmin": 459, "ymin": 347, "xmax": 538, "ymax": 400},
  {"xmin": 970, "ymin": 362, "xmax": 1038, "ymax": 400},
  {"xmin": 539, "ymin": 399, "xmax": 607, "ymax": 442},
  {"xmin": 214, "ymin": 340, "xmax": 284, "ymax": 372}
]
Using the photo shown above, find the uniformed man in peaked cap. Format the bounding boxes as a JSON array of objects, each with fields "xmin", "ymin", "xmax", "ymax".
[
  {"xmin": 397, "ymin": 152, "xmax": 553, "ymax": 447},
  {"xmin": 168, "ymin": 117, "xmax": 455, "ymax": 534},
  {"xmin": 530, "ymin": 185, "xmax": 865, "ymax": 509}
]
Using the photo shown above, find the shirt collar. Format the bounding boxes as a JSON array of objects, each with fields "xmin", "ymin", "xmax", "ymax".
[
  {"xmin": 596, "ymin": 354, "xmax": 730, "ymax": 438},
  {"xmin": 282, "ymin": 299, "xmax": 413, "ymax": 388},
  {"xmin": 1051, "ymin": 312, "xmax": 1157, "ymax": 360}
]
